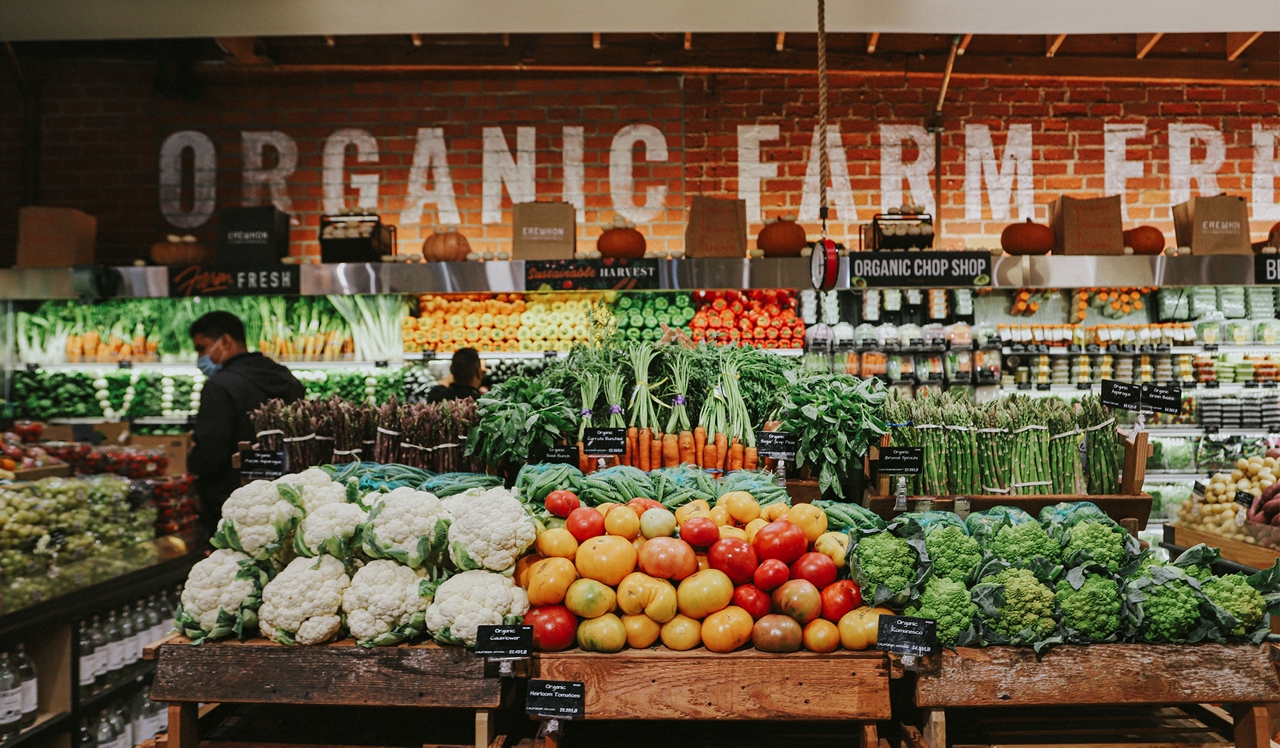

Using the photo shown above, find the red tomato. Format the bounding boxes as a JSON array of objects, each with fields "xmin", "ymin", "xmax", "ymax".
[
  {"xmin": 707, "ymin": 538, "xmax": 759, "ymax": 586},
  {"xmin": 628, "ymin": 497, "xmax": 663, "ymax": 516},
  {"xmin": 753, "ymin": 558, "xmax": 790, "ymax": 591},
  {"xmin": 545, "ymin": 490, "xmax": 580, "ymax": 519},
  {"xmin": 732, "ymin": 584, "xmax": 771, "ymax": 620},
  {"xmin": 638, "ymin": 537, "xmax": 698, "ymax": 581},
  {"xmin": 524, "ymin": 605, "xmax": 578, "ymax": 651},
  {"xmin": 820, "ymin": 580, "xmax": 863, "ymax": 623},
  {"xmin": 566, "ymin": 507, "xmax": 605, "ymax": 543},
  {"xmin": 790, "ymin": 552, "xmax": 837, "ymax": 590},
  {"xmin": 771, "ymin": 579, "xmax": 822, "ymax": 626},
  {"xmin": 753, "ymin": 520, "xmax": 807, "ymax": 564},
  {"xmin": 679, "ymin": 517, "xmax": 720, "ymax": 549}
]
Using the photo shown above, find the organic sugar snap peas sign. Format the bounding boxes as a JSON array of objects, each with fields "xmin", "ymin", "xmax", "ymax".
[{"xmin": 848, "ymin": 251, "xmax": 991, "ymax": 288}]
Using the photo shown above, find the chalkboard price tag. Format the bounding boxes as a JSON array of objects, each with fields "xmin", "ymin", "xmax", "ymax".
[
  {"xmin": 240, "ymin": 449, "xmax": 288, "ymax": 481},
  {"xmin": 1016, "ymin": 382, "xmax": 1032, "ymax": 391},
  {"xmin": 1075, "ymin": 382, "xmax": 1093, "ymax": 390},
  {"xmin": 1035, "ymin": 383, "xmax": 1051, "ymax": 392},
  {"xmin": 1193, "ymin": 481, "xmax": 1206, "ymax": 500},
  {"xmin": 1140, "ymin": 383, "xmax": 1183, "ymax": 415},
  {"xmin": 875, "ymin": 615, "xmax": 938, "ymax": 657},
  {"xmin": 526, "ymin": 680, "xmax": 585, "ymax": 719},
  {"xmin": 118, "ymin": 361, "xmax": 133, "ymax": 370},
  {"xmin": 879, "ymin": 446, "xmax": 923, "ymax": 475},
  {"xmin": 755, "ymin": 431, "xmax": 797, "ymax": 460},
  {"xmin": 421, "ymin": 351, "xmax": 436, "ymax": 361},
  {"xmin": 1100, "ymin": 380, "xmax": 1141, "ymax": 412},
  {"xmin": 1236, "ymin": 490, "xmax": 1256, "ymax": 510},
  {"xmin": 474, "ymin": 625, "xmax": 533, "ymax": 658},
  {"xmin": 540, "ymin": 444, "xmax": 579, "ymax": 465},
  {"xmin": 544, "ymin": 350, "xmax": 559, "ymax": 359},
  {"xmin": 583, "ymin": 428, "xmax": 627, "ymax": 456},
  {"xmin": 1203, "ymin": 344, "xmax": 1220, "ymax": 353}
]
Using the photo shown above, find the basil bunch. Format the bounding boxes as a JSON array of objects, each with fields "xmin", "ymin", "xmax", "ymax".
[
  {"xmin": 464, "ymin": 376, "xmax": 577, "ymax": 471},
  {"xmin": 779, "ymin": 371, "xmax": 888, "ymax": 499}
]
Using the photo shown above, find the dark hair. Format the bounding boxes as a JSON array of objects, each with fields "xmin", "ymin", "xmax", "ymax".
[
  {"xmin": 189, "ymin": 311, "xmax": 246, "ymax": 344},
  {"xmin": 451, "ymin": 347, "xmax": 481, "ymax": 384}
]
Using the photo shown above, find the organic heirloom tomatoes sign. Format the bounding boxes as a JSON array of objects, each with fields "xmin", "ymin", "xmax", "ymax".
[
  {"xmin": 526, "ymin": 680, "xmax": 585, "ymax": 719},
  {"xmin": 525, "ymin": 258, "xmax": 659, "ymax": 291},
  {"xmin": 168, "ymin": 265, "xmax": 301, "ymax": 297}
]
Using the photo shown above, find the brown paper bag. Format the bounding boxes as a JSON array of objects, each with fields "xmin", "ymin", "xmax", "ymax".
[
  {"xmin": 512, "ymin": 202, "xmax": 576, "ymax": 260},
  {"xmin": 1172, "ymin": 194, "xmax": 1251, "ymax": 255},
  {"xmin": 1049, "ymin": 196, "xmax": 1124, "ymax": 255},
  {"xmin": 17, "ymin": 207, "xmax": 96, "ymax": 267},
  {"xmin": 685, "ymin": 196, "xmax": 747, "ymax": 258}
]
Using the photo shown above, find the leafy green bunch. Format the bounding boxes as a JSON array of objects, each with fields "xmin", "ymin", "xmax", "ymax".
[
  {"xmin": 779, "ymin": 371, "xmax": 887, "ymax": 499},
  {"xmin": 464, "ymin": 377, "xmax": 577, "ymax": 470}
]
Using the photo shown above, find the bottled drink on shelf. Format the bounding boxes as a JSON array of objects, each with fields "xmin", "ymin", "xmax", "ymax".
[
  {"xmin": 77, "ymin": 622, "xmax": 97, "ymax": 699},
  {"xmin": 108, "ymin": 703, "xmax": 130, "ymax": 748},
  {"xmin": 131, "ymin": 604, "xmax": 150, "ymax": 653},
  {"xmin": 0, "ymin": 654, "xmax": 23, "ymax": 737},
  {"xmin": 104, "ymin": 611, "xmax": 124, "ymax": 685},
  {"xmin": 75, "ymin": 717, "xmax": 96, "ymax": 748},
  {"xmin": 88, "ymin": 616, "xmax": 109, "ymax": 688},
  {"xmin": 119, "ymin": 605, "xmax": 139, "ymax": 671},
  {"xmin": 93, "ymin": 711, "xmax": 116, "ymax": 748},
  {"xmin": 11, "ymin": 643, "xmax": 37, "ymax": 728},
  {"xmin": 144, "ymin": 595, "xmax": 164, "ymax": 644}
]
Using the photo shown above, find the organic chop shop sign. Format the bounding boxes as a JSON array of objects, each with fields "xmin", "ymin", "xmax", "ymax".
[{"xmin": 849, "ymin": 251, "xmax": 991, "ymax": 287}]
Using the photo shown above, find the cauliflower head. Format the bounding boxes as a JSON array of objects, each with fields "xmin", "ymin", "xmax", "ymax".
[
  {"xmin": 904, "ymin": 577, "xmax": 976, "ymax": 645},
  {"xmin": 989, "ymin": 521, "xmax": 1062, "ymax": 567},
  {"xmin": 1127, "ymin": 566, "xmax": 1203, "ymax": 642},
  {"xmin": 1055, "ymin": 572, "xmax": 1121, "ymax": 641},
  {"xmin": 295, "ymin": 502, "xmax": 367, "ymax": 559},
  {"xmin": 424, "ymin": 569, "xmax": 529, "ymax": 647},
  {"xmin": 925, "ymin": 526, "xmax": 981, "ymax": 584},
  {"xmin": 1064, "ymin": 520, "xmax": 1125, "ymax": 572},
  {"xmin": 175, "ymin": 549, "xmax": 270, "ymax": 643},
  {"xmin": 259, "ymin": 555, "xmax": 351, "ymax": 645},
  {"xmin": 363, "ymin": 487, "xmax": 452, "ymax": 569},
  {"xmin": 276, "ymin": 469, "xmax": 349, "ymax": 515},
  {"xmin": 342, "ymin": 560, "xmax": 433, "ymax": 646},
  {"xmin": 211, "ymin": 480, "xmax": 303, "ymax": 560},
  {"xmin": 854, "ymin": 532, "xmax": 916, "ymax": 594},
  {"xmin": 447, "ymin": 487, "xmax": 537, "ymax": 573},
  {"xmin": 976, "ymin": 567, "xmax": 1057, "ymax": 642},
  {"xmin": 1203, "ymin": 574, "xmax": 1265, "ymax": 637}
]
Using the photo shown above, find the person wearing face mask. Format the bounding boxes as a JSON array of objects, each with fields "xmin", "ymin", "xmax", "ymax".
[{"xmin": 186, "ymin": 311, "xmax": 306, "ymax": 536}]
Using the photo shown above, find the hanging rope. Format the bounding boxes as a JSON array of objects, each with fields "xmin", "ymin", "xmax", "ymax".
[{"xmin": 816, "ymin": 0, "xmax": 830, "ymax": 236}]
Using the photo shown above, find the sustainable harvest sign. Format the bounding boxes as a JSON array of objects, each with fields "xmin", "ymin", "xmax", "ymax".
[{"xmin": 525, "ymin": 259, "xmax": 659, "ymax": 291}]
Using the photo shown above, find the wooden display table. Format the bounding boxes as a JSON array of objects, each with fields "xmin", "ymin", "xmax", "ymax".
[
  {"xmin": 1171, "ymin": 524, "xmax": 1280, "ymax": 572},
  {"xmin": 534, "ymin": 648, "xmax": 891, "ymax": 747},
  {"xmin": 146, "ymin": 637, "xmax": 510, "ymax": 748},
  {"xmin": 911, "ymin": 644, "xmax": 1280, "ymax": 748}
]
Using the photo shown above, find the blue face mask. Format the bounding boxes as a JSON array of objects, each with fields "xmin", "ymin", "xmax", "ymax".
[{"xmin": 196, "ymin": 356, "xmax": 221, "ymax": 377}]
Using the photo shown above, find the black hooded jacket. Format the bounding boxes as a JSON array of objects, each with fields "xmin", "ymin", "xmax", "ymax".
[{"xmin": 189, "ymin": 352, "xmax": 306, "ymax": 530}]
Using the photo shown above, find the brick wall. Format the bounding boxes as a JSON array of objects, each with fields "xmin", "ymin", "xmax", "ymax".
[{"xmin": 1, "ymin": 60, "xmax": 1277, "ymax": 265}]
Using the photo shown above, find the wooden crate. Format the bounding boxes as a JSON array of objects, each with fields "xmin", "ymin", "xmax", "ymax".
[
  {"xmin": 1171, "ymin": 524, "xmax": 1280, "ymax": 572},
  {"xmin": 535, "ymin": 648, "xmax": 891, "ymax": 721}
]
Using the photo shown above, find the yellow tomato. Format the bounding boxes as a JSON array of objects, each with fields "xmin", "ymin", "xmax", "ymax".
[
  {"xmin": 526, "ymin": 557, "xmax": 578, "ymax": 607},
  {"xmin": 616, "ymin": 572, "xmax": 678, "ymax": 623},
  {"xmin": 675, "ymin": 500, "xmax": 711, "ymax": 525},
  {"xmin": 803, "ymin": 619, "xmax": 840, "ymax": 653},
  {"xmin": 660, "ymin": 614, "xmax": 702, "ymax": 651},
  {"xmin": 814, "ymin": 532, "xmax": 851, "ymax": 569},
  {"xmin": 564, "ymin": 578, "xmax": 617, "ymax": 619},
  {"xmin": 787, "ymin": 503, "xmax": 828, "ymax": 544},
  {"xmin": 838, "ymin": 606, "xmax": 893, "ymax": 650},
  {"xmin": 621, "ymin": 614, "xmax": 661, "ymax": 648},
  {"xmin": 676, "ymin": 569, "xmax": 734, "ymax": 619},
  {"xmin": 762, "ymin": 503, "xmax": 789, "ymax": 522},
  {"xmin": 514, "ymin": 553, "xmax": 543, "ymax": 589},
  {"xmin": 719, "ymin": 491, "xmax": 761, "ymax": 524},
  {"xmin": 696, "ymin": 553, "xmax": 710, "ymax": 572},
  {"xmin": 718, "ymin": 525, "xmax": 748, "ymax": 542},
  {"xmin": 596, "ymin": 503, "xmax": 620, "ymax": 518},
  {"xmin": 701, "ymin": 606, "xmax": 753, "ymax": 653},
  {"xmin": 605, "ymin": 505, "xmax": 641, "ymax": 539},
  {"xmin": 575, "ymin": 535, "xmax": 638, "ymax": 587},
  {"xmin": 535, "ymin": 528, "xmax": 579, "ymax": 559},
  {"xmin": 708, "ymin": 505, "xmax": 734, "ymax": 527},
  {"xmin": 743, "ymin": 518, "xmax": 768, "ymax": 544},
  {"xmin": 633, "ymin": 536, "xmax": 647, "ymax": 555},
  {"xmin": 577, "ymin": 613, "xmax": 627, "ymax": 653}
]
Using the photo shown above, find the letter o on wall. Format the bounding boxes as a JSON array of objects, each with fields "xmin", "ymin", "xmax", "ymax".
[{"xmin": 159, "ymin": 131, "xmax": 217, "ymax": 229}]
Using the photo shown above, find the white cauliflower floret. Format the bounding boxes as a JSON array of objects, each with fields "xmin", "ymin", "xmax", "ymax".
[
  {"xmin": 213, "ymin": 480, "xmax": 302, "ymax": 560},
  {"xmin": 424, "ymin": 569, "xmax": 529, "ymax": 647},
  {"xmin": 363, "ymin": 487, "xmax": 451, "ymax": 568},
  {"xmin": 259, "ymin": 555, "xmax": 350, "ymax": 645},
  {"xmin": 447, "ymin": 487, "xmax": 537, "ymax": 573},
  {"xmin": 277, "ymin": 469, "xmax": 346, "ymax": 515},
  {"xmin": 175, "ymin": 549, "xmax": 267, "ymax": 642},
  {"xmin": 295, "ymin": 503, "xmax": 367, "ymax": 558},
  {"xmin": 342, "ymin": 560, "xmax": 432, "ymax": 646},
  {"xmin": 282, "ymin": 467, "xmax": 334, "ymax": 490}
]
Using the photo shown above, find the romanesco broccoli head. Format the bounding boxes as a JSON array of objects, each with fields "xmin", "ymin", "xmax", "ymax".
[
  {"xmin": 1135, "ymin": 571, "xmax": 1202, "ymax": 642},
  {"xmin": 1055, "ymin": 573, "xmax": 1121, "ymax": 641},
  {"xmin": 1202, "ymin": 574, "xmax": 1265, "ymax": 637},
  {"xmin": 925, "ymin": 526, "xmax": 981, "ymax": 584},
  {"xmin": 855, "ymin": 532, "xmax": 915, "ymax": 593},
  {"xmin": 904, "ymin": 576, "xmax": 976, "ymax": 645},
  {"xmin": 989, "ymin": 521, "xmax": 1062, "ymax": 567},
  {"xmin": 1181, "ymin": 563, "xmax": 1214, "ymax": 583},
  {"xmin": 982, "ymin": 567, "xmax": 1057, "ymax": 640},
  {"xmin": 1064, "ymin": 520, "xmax": 1124, "ymax": 572}
]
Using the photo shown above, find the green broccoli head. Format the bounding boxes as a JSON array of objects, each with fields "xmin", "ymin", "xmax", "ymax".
[
  {"xmin": 905, "ymin": 576, "xmax": 977, "ymax": 645},
  {"xmin": 990, "ymin": 521, "xmax": 1062, "ymax": 567},
  {"xmin": 1202, "ymin": 574, "xmax": 1265, "ymax": 637},
  {"xmin": 1138, "ymin": 572, "xmax": 1202, "ymax": 642},
  {"xmin": 1064, "ymin": 520, "xmax": 1125, "ymax": 572},
  {"xmin": 981, "ymin": 567, "xmax": 1057, "ymax": 641},
  {"xmin": 855, "ymin": 532, "xmax": 915, "ymax": 593},
  {"xmin": 925, "ymin": 526, "xmax": 981, "ymax": 584},
  {"xmin": 1055, "ymin": 573, "xmax": 1121, "ymax": 641}
]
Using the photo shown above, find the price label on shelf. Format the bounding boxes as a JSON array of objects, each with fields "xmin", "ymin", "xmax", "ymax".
[
  {"xmin": 583, "ymin": 428, "xmax": 627, "ymax": 456},
  {"xmin": 875, "ymin": 615, "xmax": 938, "ymax": 657},
  {"xmin": 755, "ymin": 431, "xmax": 797, "ymax": 460},
  {"xmin": 540, "ymin": 444, "xmax": 579, "ymax": 465},
  {"xmin": 1100, "ymin": 380, "xmax": 1141, "ymax": 412},
  {"xmin": 1235, "ymin": 490, "xmax": 1256, "ymax": 509},
  {"xmin": 526, "ymin": 680, "xmax": 585, "ymax": 719},
  {"xmin": 240, "ymin": 449, "xmax": 288, "ymax": 481},
  {"xmin": 474, "ymin": 625, "xmax": 533, "ymax": 658},
  {"xmin": 879, "ymin": 447, "xmax": 923, "ymax": 475}
]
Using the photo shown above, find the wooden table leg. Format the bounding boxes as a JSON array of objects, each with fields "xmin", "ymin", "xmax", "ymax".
[
  {"xmin": 167, "ymin": 702, "xmax": 199, "ymax": 748},
  {"xmin": 922, "ymin": 708, "xmax": 946, "ymax": 748},
  {"xmin": 1232, "ymin": 703, "xmax": 1271, "ymax": 748},
  {"xmin": 476, "ymin": 709, "xmax": 497, "ymax": 748},
  {"xmin": 860, "ymin": 722, "xmax": 878, "ymax": 748}
]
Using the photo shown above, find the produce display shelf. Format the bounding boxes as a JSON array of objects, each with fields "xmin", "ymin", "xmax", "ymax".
[
  {"xmin": 909, "ymin": 644, "xmax": 1280, "ymax": 748},
  {"xmin": 1165, "ymin": 523, "xmax": 1280, "ymax": 573},
  {"xmin": 1001, "ymin": 345, "xmax": 1280, "ymax": 357},
  {"xmin": 1001, "ymin": 381, "xmax": 1268, "ymax": 395},
  {"xmin": 864, "ymin": 494, "xmax": 1153, "ymax": 530},
  {"xmin": 1143, "ymin": 470, "xmax": 1206, "ymax": 481},
  {"xmin": 0, "ymin": 711, "xmax": 71, "ymax": 748}
]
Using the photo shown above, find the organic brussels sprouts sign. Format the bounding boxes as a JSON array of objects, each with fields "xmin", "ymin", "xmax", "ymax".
[{"xmin": 848, "ymin": 252, "xmax": 991, "ymax": 288}]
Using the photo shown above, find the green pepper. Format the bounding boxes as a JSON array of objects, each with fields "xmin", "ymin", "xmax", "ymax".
[
  {"xmin": 616, "ymin": 295, "xmax": 633, "ymax": 310},
  {"xmin": 626, "ymin": 327, "xmax": 642, "ymax": 341},
  {"xmin": 652, "ymin": 296, "xmax": 670, "ymax": 311},
  {"xmin": 644, "ymin": 315, "xmax": 658, "ymax": 329}
]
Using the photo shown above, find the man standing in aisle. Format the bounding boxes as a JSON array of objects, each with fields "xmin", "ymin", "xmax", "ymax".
[
  {"xmin": 187, "ymin": 311, "xmax": 306, "ymax": 536},
  {"xmin": 426, "ymin": 347, "xmax": 486, "ymax": 403}
]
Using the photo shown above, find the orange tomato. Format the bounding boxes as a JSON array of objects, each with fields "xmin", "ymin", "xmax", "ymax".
[
  {"xmin": 701, "ymin": 606, "xmax": 753, "ymax": 653},
  {"xmin": 563, "ymin": 578, "xmax": 617, "ymax": 619},
  {"xmin": 660, "ymin": 614, "xmax": 702, "ymax": 651},
  {"xmin": 707, "ymin": 505, "xmax": 733, "ymax": 527},
  {"xmin": 802, "ymin": 619, "xmax": 840, "ymax": 653},
  {"xmin": 535, "ymin": 528, "xmax": 579, "ymax": 559},
  {"xmin": 604, "ymin": 505, "xmax": 641, "ymax": 539},
  {"xmin": 637, "ymin": 537, "xmax": 698, "ymax": 581},
  {"xmin": 514, "ymin": 553, "xmax": 544, "ymax": 589},
  {"xmin": 617, "ymin": 572, "xmax": 679, "ymax": 623},
  {"xmin": 676, "ymin": 569, "xmax": 735, "ymax": 619},
  {"xmin": 622, "ymin": 614, "xmax": 661, "ymax": 648},
  {"xmin": 526, "ymin": 557, "xmax": 578, "ymax": 607},
  {"xmin": 575, "ymin": 535, "xmax": 638, "ymax": 587},
  {"xmin": 577, "ymin": 614, "xmax": 627, "ymax": 653},
  {"xmin": 838, "ymin": 606, "xmax": 893, "ymax": 650}
]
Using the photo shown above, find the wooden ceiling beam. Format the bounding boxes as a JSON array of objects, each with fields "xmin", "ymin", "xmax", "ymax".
[
  {"xmin": 1046, "ymin": 33, "xmax": 1067, "ymax": 57},
  {"xmin": 867, "ymin": 32, "xmax": 879, "ymax": 53},
  {"xmin": 957, "ymin": 33, "xmax": 972, "ymax": 55},
  {"xmin": 214, "ymin": 36, "xmax": 270, "ymax": 64},
  {"xmin": 1226, "ymin": 31, "xmax": 1262, "ymax": 60}
]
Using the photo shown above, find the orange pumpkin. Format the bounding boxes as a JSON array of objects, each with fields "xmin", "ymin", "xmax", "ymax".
[
  {"xmin": 1000, "ymin": 219, "xmax": 1055, "ymax": 256},
  {"xmin": 1269, "ymin": 221, "xmax": 1280, "ymax": 249},
  {"xmin": 422, "ymin": 227, "xmax": 471, "ymax": 262},
  {"xmin": 757, "ymin": 215, "xmax": 807, "ymax": 257},
  {"xmin": 150, "ymin": 235, "xmax": 209, "ymax": 266},
  {"xmin": 1123, "ymin": 226, "xmax": 1165, "ymax": 255},
  {"xmin": 598, "ymin": 218, "xmax": 646, "ymax": 259}
]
